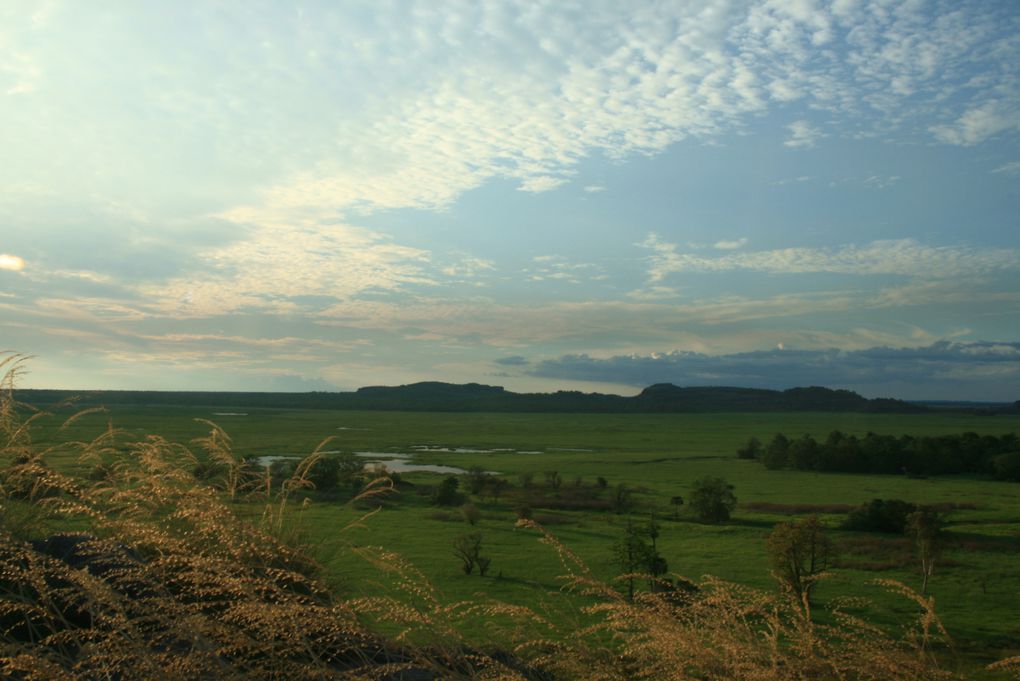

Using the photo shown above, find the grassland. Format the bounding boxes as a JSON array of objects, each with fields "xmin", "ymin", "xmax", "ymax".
[{"xmin": 23, "ymin": 403, "xmax": 1020, "ymax": 677}]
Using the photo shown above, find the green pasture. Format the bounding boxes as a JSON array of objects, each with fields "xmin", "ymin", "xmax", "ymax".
[{"xmin": 24, "ymin": 405, "xmax": 1020, "ymax": 675}]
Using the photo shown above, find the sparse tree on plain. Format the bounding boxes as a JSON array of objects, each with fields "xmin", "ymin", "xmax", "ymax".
[{"xmin": 766, "ymin": 515, "xmax": 834, "ymax": 603}]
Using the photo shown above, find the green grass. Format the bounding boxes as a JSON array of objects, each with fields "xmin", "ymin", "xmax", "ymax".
[{"xmin": 26, "ymin": 405, "xmax": 1020, "ymax": 676}]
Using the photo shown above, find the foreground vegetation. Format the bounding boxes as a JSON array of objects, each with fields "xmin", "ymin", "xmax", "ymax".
[{"xmin": 4, "ymin": 356, "xmax": 1020, "ymax": 678}]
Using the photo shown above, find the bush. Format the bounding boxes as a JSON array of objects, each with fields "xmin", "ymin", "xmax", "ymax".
[
  {"xmin": 761, "ymin": 434, "xmax": 790, "ymax": 470},
  {"xmin": 736, "ymin": 437, "xmax": 761, "ymax": 460},
  {"xmin": 307, "ymin": 456, "xmax": 340, "ymax": 492},
  {"xmin": 431, "ymin": 476, "xmax": 464, "ymax": 506},
  {"xmin": 689, "ymin": 477, "xmax": 737, "ymax": 523},
  {"xmin": 460, "ymin": 503, "xmax": 481, "ymax": 526},
  {"xmin": 842, "ymin": 499, "xmax": 917, "ymax": 533},
  {"xmin": 992, "ymin": 451, "xmax": 1020, "ymax": 481}
]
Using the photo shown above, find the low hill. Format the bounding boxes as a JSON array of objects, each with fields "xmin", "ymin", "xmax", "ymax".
[{"xmin": 16, "ymin": 382, "xmax": 928, "ymax": 413}]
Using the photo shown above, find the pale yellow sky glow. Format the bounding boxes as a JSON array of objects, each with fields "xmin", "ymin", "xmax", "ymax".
[{"xmin": 0, "ymin": 254, "xmax": 25, "ymax": 272}]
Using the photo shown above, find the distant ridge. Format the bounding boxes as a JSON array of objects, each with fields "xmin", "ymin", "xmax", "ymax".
[{"xmin": 16, "ymin": 382, "xmax": 934, "ymax": 413}]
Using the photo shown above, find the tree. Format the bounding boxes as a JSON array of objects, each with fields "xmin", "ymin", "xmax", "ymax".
[
  {"xmin": 736, "ymin": 436, "xmax": 762, "ymax": 460},
  {"xmin": 992, "ymin": 451, "xmax": 1020, "ymax": 481},
  {"xmin": 545, "ymin": 470, "xmax": 562, "ymax": 490},
  {"xmin": 670, "ymin": 495, "xmax": 684, "ymax": 520},
  {"xmin": 432, "ymin": 476, "xmax": 464, "ymax": 506},
  {"xmin": 484, "ymin": 476, "xmax": 509, "ymax": 502},
  {"xmin": 453, "ymin": 532, "xmax": 482, "ymax": 574},
  {"xmin": 788, "ymin": 435, "xmax": 819, "ymax": 470},
  {"xmin": 766, "ymin": 515, "xmax": 834, "ymax": 603},
  {"xmin": 689, "ymin": 477, "xmax": 736, "ymax": 523},
  {"xmin": 453, "ymin": 532, "xmax": 491, "ymax": 576},
  {"xmin": 762, "ymin": 434, "xmax": 790, "ymax": 470},
  {"xmin": 307, "ymin": 456, "xmax": 340, "ymax": 492},
  {"xmin": 906, "ymin": 507, "xmax": 947, "ymax": 595},
  {"xmin": 466, "ymin": 465, "xmax": 488, "ymax": 495},
  {"xmin": 644, "ymin": 515, "xmax": 668, "ymax": 587},
  {"xmin": 612, "ymin": 520, "xmax": 656, "ymax": 602},
  {"xmin": 518, "ymin": 471, "xmax": 534, "ymax": 489},
  {"xmin": 612, "ymin": 483, "xmax": 633, "ymax": 514},
  {"xmin": 460, "ymin": 503, "xmax": 481, "ymax": 526}
]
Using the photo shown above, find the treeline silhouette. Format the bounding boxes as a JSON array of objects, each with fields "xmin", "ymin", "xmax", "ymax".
[{"xmin": 741, "ymin": 430, "xmax": 1020, "ymax": 479}]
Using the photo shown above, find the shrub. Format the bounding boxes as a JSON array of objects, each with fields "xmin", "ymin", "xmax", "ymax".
[
  {"xmin": 431, "ymin": 475, "xmax": 464, "ymax": 506},
  {"xmin": 842, "ymin": 499, "xmax": 917, "ymax": 533},
  {"xmin": 992, "ymin": 451, "xmax": 1020, "ymax": 481},
  {"xmin": 307, "ymin": 455, "xmax": 340, "ymax": 492},
  {"xmin": 460, "ymin": 503, "xmax": 481, "ymax": 526}
]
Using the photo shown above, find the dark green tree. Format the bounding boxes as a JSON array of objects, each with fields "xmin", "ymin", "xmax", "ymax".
[
  {"xmin": 466, "ymin": 465, "xmax": 488, "ymax": 495},
  {"xmin": 612, "ymin": 520, "xmax": 656, "ymax": 602},
  {"xmin": 689, "ymin": 477, "xmax": 736, "ymax": 523},
  {"xmin": 762, "ymin": 434, "xmax": 791, "ymax": 470},
  {"xmin": 670, "ymin": 495, "xmax": 684, "ymax": 520},
  {"xmin": 432, "ymin": 475, "xmax": 464, "ymax": 506},
  {"xmin": 736, "ymin": 436, "xmax": 762, "ymax": 460},
  {"xmin": 307, "ymin": 456, "xmax": 340, "ymax": 492}
]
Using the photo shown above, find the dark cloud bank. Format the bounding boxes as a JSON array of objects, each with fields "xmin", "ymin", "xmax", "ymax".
[{"xmin": 525, "ymin": 342, "xmax": 1020, "ymax": 402}]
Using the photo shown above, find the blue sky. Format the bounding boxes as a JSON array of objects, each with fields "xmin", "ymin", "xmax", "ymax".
[{"xmin": 2, "ymin": 1, "xmax": 1020, "ymax": 400}]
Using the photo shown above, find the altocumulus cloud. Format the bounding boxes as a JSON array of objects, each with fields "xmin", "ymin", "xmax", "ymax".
[
  {"xmin": 639, "ymin": 237, "xmax": 1020, "ymax": 283},
  {"xmin": 529, "ymin": 342, "xmax": 1020, "ymax": 400}
]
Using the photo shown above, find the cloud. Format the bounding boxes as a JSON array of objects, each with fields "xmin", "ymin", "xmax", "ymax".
[
  {"xmin": 0, "ymin": 254, "xmax": 25, "ymax": 271},
  {"xmin": 529, "ymin": 341, "xmax": 1020, "ymax": 398},
  {"xmin": 494, "ymin": 355, "xmax": 529, "ymax": 367},
  {"xmin": 784, "ymin": 120, "xmax": 824, "ymax": 148},
  {"xmin": 930, "ymin": 102, "xmax": 1020, "ymax": 146},
  {"xmin": 583, "ymin": 185, "xmax": 606, "ymax": 193},
  {"xmin": 108, "ymin": 0, "xmax": 1017, "ymax": 228},
  {"xmin": 525, "ymin": 255, "xmax": 602, "ymax": 285},
  {"xmin": 517, "ymin": 176, "xmax": 570, "ymax": 193},
  {"xmin": 137, "ymin": 221, "xmax": 435, "ymax": 316},
  {"xmin": 713, "ymin": 238, "xmax": 747, "ymax": 250},
  {"xmin": 992, "ymin": 161, "xmax": 1020, "ymax": 175},
  {"xmin": 772, "ymin": 176, "xmax": 812, "ymax": 186},
  {"xmin": 638, "ymin": 236, "xmax": 1020, "ymax": 282}
]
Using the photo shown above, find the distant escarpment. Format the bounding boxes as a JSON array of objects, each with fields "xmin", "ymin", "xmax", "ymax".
[{"xmin": 17, "ymin": 382, "xmax": 929, "ymax": 413}]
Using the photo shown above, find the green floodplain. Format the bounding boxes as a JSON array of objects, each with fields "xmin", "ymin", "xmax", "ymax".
[{"xmin": 21, "ymin": 405, "xmax": 1020, "ymax": 677}]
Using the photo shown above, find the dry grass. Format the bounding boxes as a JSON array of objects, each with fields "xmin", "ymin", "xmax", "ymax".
[{"xmin": 0, "ymin": 352, "xmax": 984, "ymax": 680}]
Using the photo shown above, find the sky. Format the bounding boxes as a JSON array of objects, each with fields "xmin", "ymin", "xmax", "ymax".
[{"xmin": 2, "ymin": 0, "xmax": 1020, "ymax": 401}]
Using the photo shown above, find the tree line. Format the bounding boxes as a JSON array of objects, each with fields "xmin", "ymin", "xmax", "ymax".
[{"xmin": 738, "ymin": 430, "xmax": 1020, "ymax": 479}]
